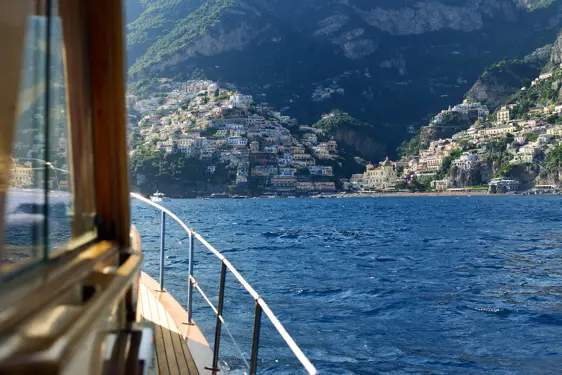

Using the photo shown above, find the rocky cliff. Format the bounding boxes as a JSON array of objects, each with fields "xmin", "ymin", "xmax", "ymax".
[
  {"xmin": 466, "ymin": 45, "xmax": 552, "ymax": 110},
  {"xmin": 450, "ymin": 161, "xmax": 538, "ymax": 188},
  {"xmin": 450, "ymin": 165, "xmax": 487, "ymax": 187},
  {"xmin": 509, "ymin": 163, "xmax": 540, "ymax": 189},
  {"xmin": 127, "ymin": 0, "xmax": 562, "ymax": 158},
  {"xmin": 312, "ymin": 112, "xmax": 387, "ymax": 161},
  {"xmin": 545, "ymin": 29, "xmax": 562, "ymax": 69},
  {"xmin": 331, "ymin": 127, "xmax": 387, "ymax": 162},
  {"xmin": 420, "ymin": 111, "xmax": 481, "ymax": 145}
]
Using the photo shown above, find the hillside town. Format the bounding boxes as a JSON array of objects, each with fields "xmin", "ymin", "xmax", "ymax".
[
  {"xmin": 351, "ymin": 66, "xmax": 562, "ymax": 195},
  {"xmin": 128, "ymin": 61, "xmax": 562, "ymax": 197},
  {"xmin": 128, "ymin": 80, "xmax": 350, "ymax": 196}
]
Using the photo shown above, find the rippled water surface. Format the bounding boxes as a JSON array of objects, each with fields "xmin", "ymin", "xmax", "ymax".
[{"xmin": 132, "ymin": 196, "xmax": 562, "ymax": 374}]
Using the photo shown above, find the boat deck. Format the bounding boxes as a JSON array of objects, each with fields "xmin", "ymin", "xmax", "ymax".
[{"xmin": 137, "ymin": 273, "xmax": 204, "ymax": 375}]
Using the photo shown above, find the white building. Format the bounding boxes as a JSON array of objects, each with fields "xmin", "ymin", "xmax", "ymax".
[
  {"xmin": 308, "ymin": 165, "xmax": 333, "ymax": 176},
  {"xmin": 10, "ymin": 160, "xmax": 34, "ymax": 188},
  {"xmin": 431, "ymin": 178, "xmax": 452, "ymax": 192},
  {"xmin": 279, "ymin": 168, "xmax": 297, "ymax": 177},
  {"xmin": 207, "ymin": 83, "xmax": 218, "ymax": 96},
  {"xmin": 452, "ymin": 153, "xmax": 479, "ymax": 170},
  {"xmin": 278, "ymin": 153, "xmax": 293, "ymax": 167},
  {"xmin": 157, "ymin": 140, "xmax": 175, "ymax": 153},
  {"xmin": 231, "ymin": 94, "xmax": 253, "ymax": 108},
  {"xmin": 489, "ymin": 178, "xmax": 519, "ymax": 193},
  {"xmin": 547, "ymin": 125, "xmax": 562, "ymax": 136},
  {"xmin": 248, "ymin": 114, "xmax": 266, "ymax": 127},
  {"xmin": 313, "ymin": 146, "xmax": 331, "ymax": 160},
  {"xmin": 480, "ymin": 125, "xmax": 515, "ymax": 137},
  {"xmin": 497, "ymin": 107, "xmax": 511, "ymax": 123},
  {"xmin": 176, "ymin": 139, "xmax": 194, "ymax": 154},
  {"xmin": 226, "ymin": 123, "xmax": 246, "ymax": 131},
  {"xmin": 230, "ymin": 129, "xmax": 245, "ymax": 137},
  {"xmin": 518, "ymin": 143, "xmax": 539, "ymax": 163},
  {"xmin": 228, "ymin": 137, "xmax": 248, "ymax": 147}
]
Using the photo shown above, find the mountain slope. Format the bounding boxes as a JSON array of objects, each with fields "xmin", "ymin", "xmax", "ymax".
[
  {"xmin": 465, "ymin": 44, "xmax": 552, "ymax": 109},
  {"xmin": 312, "ymin": 110, "xmax": 387, "ymax": 161},
  {"xmin": 399, "ymin": 26, "xmax": 562, "ymax": 161},
  {"xmin": 126, "ymin": 0, "xmax": 562, "ymax": 158}
]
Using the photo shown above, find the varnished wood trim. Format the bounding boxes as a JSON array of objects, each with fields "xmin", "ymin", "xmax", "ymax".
[
  {"xmin": 1, "ymin": 231, "xmax": 98, "ymax": 282},
  {"xmin": 0, "ymin": 241, "xmax": 118, "ymax": 332},
  {"xmin": 127, "ymin": 225, "xmax": 142, "ymax": 321},
  {"xmin": 85, "ymin": 0, "xmax": 130, "ymax": 248},
  {"xmin": 0, "ymin": 247, "xmax": 143, "ymax": 374},
  {"xmin": 58, "ymin": 0, "xmax": 97, "ymax": 237}
]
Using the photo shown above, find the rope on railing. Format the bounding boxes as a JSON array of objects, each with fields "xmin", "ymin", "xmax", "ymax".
[{"xmin": 130, "ymin": 192, "xmax": 318, "ymax": 375}]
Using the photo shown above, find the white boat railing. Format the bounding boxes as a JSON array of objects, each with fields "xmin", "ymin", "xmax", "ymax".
[{"xmin": 130, "ymin": 193, "xmax": 318, "ymax": 375}]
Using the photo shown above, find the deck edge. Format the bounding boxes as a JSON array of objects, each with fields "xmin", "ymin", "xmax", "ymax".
[{"xmin": 139, "ymin": 272, "xmax": 218, "ymax": 375}]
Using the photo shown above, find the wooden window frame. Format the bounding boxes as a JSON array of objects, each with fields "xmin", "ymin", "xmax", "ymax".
[
  {"xmin": 1, "ymin": 0, "xmax": 131, "ymax": 279},
  {"xmin": 0, "ymin": 0, "xmax": 140, "ymax": 373}
]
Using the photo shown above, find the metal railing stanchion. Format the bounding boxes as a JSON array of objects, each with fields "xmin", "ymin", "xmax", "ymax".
[
  {"xmin": 159, "ymin": 210, "xmax": 166, "ymax": 291},
  {"xmin": 249, "ymin": 301, "xmax": 263, "ymax": 375},
  {"xmin": 208, "ymin": 261, "xmax": 227, "ymax": 372},
  {"xmin": 186, "ymin": 232, "xmax": 195, "ymax": 324}
]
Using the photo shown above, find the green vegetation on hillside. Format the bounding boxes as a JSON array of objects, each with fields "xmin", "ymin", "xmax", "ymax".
[
  {"xmin": 465, "ymin": 40, "xmax": 552, "ymax": 111},
  {"xmin": 312, "ymin": 110, "xmax": 372, "ymax": 134},
  {"xmin": 440, "ymin": 149, "xmax": 463, "ymax": 174},
  {"xmin": 130, "ymin": 147, "xmax": 230, "ymax": 194},
  {"xmin": 398, "ymin": 130, "xmax": 427, "ymax": 158},
  {"xmin": 129, "ymin": 0, "xmax": 232, "ymax": 77},
  {"xmin": 468, "ymin": 56, "xmax": 546, "ymax": 108},
  {"xmin": 540, "ymin": 144, "xmax": 562, "ymax": 181},
  {"xmin": 311, "ymin": 110, "xmax": 387, "ymax": 161},
  {"xmin": 480, "ymin": 58, "xmax": 537, "ymax": 82},
  {"xmin": 505, "ymin": 69, "xmax": 562, "ymax": 114}
]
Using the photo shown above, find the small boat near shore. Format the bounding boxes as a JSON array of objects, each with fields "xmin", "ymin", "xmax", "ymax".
[
  {"xmin": 209, "ymin": 193, "xmax": 230, "ymax": 198},
  {"xmin": 150, "ymin": 190, "xmax": 170, "ymax": 202}
]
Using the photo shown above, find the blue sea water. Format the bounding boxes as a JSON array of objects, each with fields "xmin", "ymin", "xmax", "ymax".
[{"xmin": 132, "ymin": 196, "xmax": 562, "ymax": 375}]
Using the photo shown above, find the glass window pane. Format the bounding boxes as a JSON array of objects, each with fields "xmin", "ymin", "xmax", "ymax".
[
  {"xmin": 2, "ymin": 7, "xmax": 47, "ymax": 267},
  {"xmin": 45, "ymin": 6, "xmax": 72, "ymax": 252},
  {"xmin": 1, "ymin": 1, "xmax": 95, "ymax": 272}
]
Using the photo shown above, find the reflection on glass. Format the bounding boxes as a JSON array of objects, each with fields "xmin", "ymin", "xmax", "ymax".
[{"xmin": 2, "ymin": 3, "xmax": 72, "ymax": 270}]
